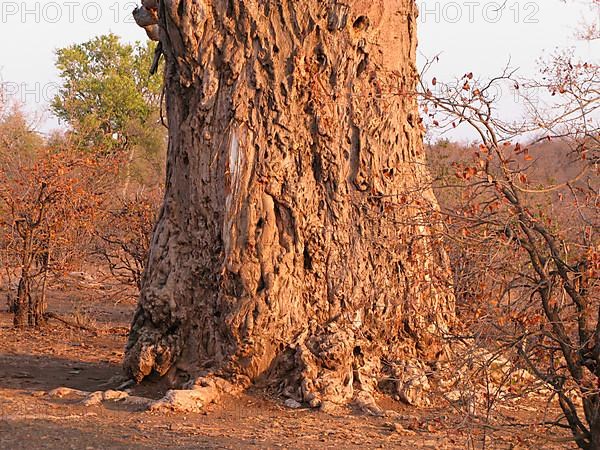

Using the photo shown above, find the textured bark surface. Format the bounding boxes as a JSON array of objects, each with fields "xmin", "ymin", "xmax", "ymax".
[{"xmin": 126, "ymin": 0, "xmax": 455, "ymax": 408}]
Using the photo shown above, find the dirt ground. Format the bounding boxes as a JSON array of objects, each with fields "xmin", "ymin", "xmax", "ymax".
[{"xmin": 0, "ymin": 282, "xmax": 575, "ymax": 449}]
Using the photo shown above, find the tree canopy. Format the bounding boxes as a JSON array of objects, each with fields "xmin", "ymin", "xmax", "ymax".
[{"xmin": 52, "ymin": 33, "xmax": 163, "ymax": 155}]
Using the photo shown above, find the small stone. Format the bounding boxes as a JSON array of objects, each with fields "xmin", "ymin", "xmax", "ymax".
[
  {"xmin": 82, "ymin": 392, "xmax": 104, "ymax": 407},
  {"xmin": 284, "ymin": 398, "xmax": 302, "ymax": 409},
  {"xmin": 308, "ymin": 398, "xmax": 321, "ymax": 409},
  {"xmin": 387, "ymin": 422, "xmax": 416, "ymax": 436},
  {"xmin": 48, "ymin": 387, "xmax": 89, "ymax": 398},
  {"xmin": 102, "ymin": 390, "xmax": 129, "ymax": 401}
]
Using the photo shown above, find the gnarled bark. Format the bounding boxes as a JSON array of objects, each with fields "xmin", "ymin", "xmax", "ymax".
[{"xmin": 126, "ymin": 0, "xmax": 454, "ymax": 408}]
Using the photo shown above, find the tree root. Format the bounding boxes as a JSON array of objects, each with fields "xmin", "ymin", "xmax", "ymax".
[
  {"xmin": 267, "ymin": 323, "xmax": 438, "ymax": 413},
  {"xmin": 46, "ymin": 375, "xmax": 243, "ymax": 414},
  {"xmin": 43, "ymin": 312, "xmax": 96, "ymax": 332},
  {"xmin": 148, "ymin": 387, "xmax": 219, "ymax": 413},
  {"xmin": 145, "ymin": 375, "xmax": 240, "ymax": 413},
  {"xmin": 44, "ymin": 311, "xmax": 128, "ymax": 335},
  {"xmin": 352, "ymin": 391, "xmax": 385, "ymax": 417},
  {"xmin": 47, "ymin": 386, "xmax": 152, "ymax": 409}
]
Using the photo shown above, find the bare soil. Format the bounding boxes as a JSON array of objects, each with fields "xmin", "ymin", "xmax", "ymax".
[{"xmin": 0, "ymin": 284, "xmax": 573, "ymax": 449}]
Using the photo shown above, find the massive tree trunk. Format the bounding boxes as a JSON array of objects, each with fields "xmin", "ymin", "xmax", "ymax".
[{"xmin": 127, "ymin": 0, "xmax": 455, "ymax": 408}]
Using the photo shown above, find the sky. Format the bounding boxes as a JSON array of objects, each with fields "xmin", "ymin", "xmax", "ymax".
[
  {"xmin": 417, "ymin": 0, "xmax": 600, "ymax": 140},
  {"xmin": 0, "ymin": 0, "xmax": 598, "ymax": 136},
  {"xmin": 418, "ymin": 0, "xmax": 599, "ymax": 73}
]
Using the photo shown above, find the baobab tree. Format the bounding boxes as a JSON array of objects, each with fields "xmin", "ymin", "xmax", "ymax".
[{"xmin": 128, "ymin": 0, "xmax": 454, "ymax": 409}]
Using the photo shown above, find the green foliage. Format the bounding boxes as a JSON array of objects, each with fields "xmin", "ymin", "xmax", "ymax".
[{"xmin": 52, "ymin": 33, "xmax": 164, "ymax": 155}]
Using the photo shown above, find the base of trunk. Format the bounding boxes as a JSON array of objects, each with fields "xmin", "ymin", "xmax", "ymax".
[
  {"xmin": 13, "ymin": 276, "xmax": 45, "ymax": 328},
  {"xmin": 125, "ymin": 313, "xmax": 449, "ymax": 409},
  {"xmin": 124, "ymin": 0, "xmax": 455, "ymax": 410}
]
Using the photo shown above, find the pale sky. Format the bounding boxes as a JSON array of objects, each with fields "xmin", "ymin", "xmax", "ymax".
[
  {"xmin": 0, "ymin": 1, "xmax": 598, "ymax": 134},
  {"xmin": 418, "ymin": 0, "xmax": 598, "ymax": 75}
]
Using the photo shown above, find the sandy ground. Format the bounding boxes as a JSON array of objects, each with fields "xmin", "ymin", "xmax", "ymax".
[{"xmin": 0, "ymin": 284, "xmax": 574, "ymax": 449}]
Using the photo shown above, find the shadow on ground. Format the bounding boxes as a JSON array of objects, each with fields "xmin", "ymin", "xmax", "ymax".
[{"xmin": 0, "ymin": 353, "xmax": 122, "ymax": 392}]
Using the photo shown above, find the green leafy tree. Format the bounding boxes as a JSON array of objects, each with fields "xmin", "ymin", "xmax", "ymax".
[{"xmin": 52, "ymin": 33, "xmax": 165, "ymax": 192}]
